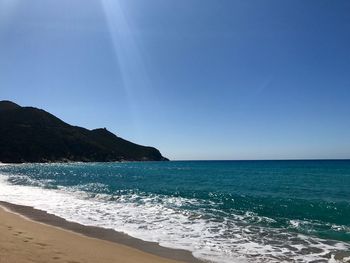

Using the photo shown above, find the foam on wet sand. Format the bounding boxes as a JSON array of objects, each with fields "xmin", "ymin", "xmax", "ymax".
[{"xmin": 0, "ymin": 202, "xmax": 198, "ymax": 263}]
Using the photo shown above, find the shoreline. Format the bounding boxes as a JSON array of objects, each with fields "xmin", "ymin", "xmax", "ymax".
[{"xmin": 0, "ymin": 201, "xmax": 203, "ymax": 263}]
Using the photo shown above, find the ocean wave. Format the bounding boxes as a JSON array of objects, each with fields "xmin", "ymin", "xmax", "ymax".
[{"xmin": 0, "ymin": 173, "xmax": 350, "ymax": 263}]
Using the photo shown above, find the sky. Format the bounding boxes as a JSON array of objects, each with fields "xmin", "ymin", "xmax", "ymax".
[{"xmin": 1, "ymin": 0, "xmax": 350, "ymax": 160}]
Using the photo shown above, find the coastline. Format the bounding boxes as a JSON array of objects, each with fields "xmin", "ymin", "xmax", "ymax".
[
  {"xmin": 2, "ymin": 161, "xmax": 349, "ymax": 262},
  {"xmin": 0, "ymin": 201, "xmax": 203, "ymax": 263}
]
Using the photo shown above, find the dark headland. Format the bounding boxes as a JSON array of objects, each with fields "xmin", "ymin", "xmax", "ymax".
[{"xmin": 0, "ymin": 100, "xmax": 168, "ymax": 163}]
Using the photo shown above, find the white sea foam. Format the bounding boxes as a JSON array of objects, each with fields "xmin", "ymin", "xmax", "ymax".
[{"xmin": 0, "ymin": 174, "xmax": 349, "ymax": 263}]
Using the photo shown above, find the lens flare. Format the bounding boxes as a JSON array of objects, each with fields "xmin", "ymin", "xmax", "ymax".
[
  {"xmin": 0, "ymin": 0, "xmax": 20, "ymax": 30},
  {"xmin": 99, "ymin": 0, "xmax": 155, "ymax": 136}
]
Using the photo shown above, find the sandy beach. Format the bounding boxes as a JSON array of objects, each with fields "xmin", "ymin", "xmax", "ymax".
[
  {"xmin": 0, "ymin": 203, "xmax": 197, "ymax": 263},
  {"xmin": 1, "ymin": 162, "xmax": 349, "ymax": 262}
]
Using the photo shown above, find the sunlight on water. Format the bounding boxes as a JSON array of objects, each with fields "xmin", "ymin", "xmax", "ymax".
[{"xmin": 0, "ymin": 161, "xmax": 350, "ymax": 263}]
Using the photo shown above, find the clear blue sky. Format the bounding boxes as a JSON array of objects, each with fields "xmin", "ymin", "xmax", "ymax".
[{"xmin": 1, "ymin": 0, "xmax": 350, "ymax": 160}]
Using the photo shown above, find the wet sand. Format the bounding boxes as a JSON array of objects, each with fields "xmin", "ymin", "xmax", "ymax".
[{"xmin": 0, "ymin": 201, "xmax": 203, "ymax": 263}]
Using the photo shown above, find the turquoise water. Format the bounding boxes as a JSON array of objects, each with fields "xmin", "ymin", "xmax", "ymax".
[{"xmin": 0, "ymin": 161, "xmax": 349, "ymax": 262}]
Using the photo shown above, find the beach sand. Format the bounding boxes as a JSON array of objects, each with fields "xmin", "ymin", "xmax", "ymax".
[{"xmin": 0, "ymin": 204, "xmax": 196, "ymax": 263}]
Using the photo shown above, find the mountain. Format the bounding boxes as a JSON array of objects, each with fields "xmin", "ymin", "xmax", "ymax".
[{"xmin": 0, "ymin": 101, "xmax": 168, "ymax": 163}]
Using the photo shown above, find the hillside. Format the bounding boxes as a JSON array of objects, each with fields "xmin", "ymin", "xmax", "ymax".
[{"xmin": 0, "ymin": 101, "xmax": 168, "ymax": 163}]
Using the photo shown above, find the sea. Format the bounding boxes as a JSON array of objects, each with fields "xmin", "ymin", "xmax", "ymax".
[{"xmin": 0, "ymin": 160, "xmax": 349, "ymax": 263}]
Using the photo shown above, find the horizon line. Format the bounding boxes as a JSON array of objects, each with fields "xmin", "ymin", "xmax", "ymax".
[{"xmin": 169, "ymin": 158, "xmax": 350, "ymax": 162}]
